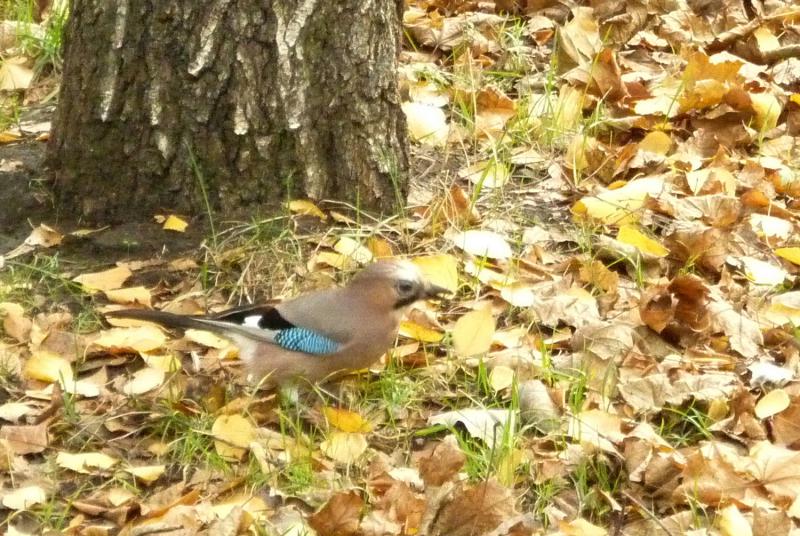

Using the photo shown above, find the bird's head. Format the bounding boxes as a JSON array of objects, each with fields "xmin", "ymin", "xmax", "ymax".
[{"xmin": 352, "ymin": 259, "xmax": 451, "ymax": 309}]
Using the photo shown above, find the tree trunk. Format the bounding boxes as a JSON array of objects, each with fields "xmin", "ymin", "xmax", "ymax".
[{"xmin": 47, "ymin": 0, "xmax": 409, "ymax": 223}]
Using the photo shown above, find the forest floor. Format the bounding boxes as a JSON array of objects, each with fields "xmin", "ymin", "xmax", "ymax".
[{"xmin": 3, "ymin": 1, "xmax": 800, "ymax": 536}]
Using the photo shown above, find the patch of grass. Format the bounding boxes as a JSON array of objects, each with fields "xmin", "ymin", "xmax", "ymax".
[
  {"xmin": 571, "ymin": 454, "xmax": 624, "ymax": 523},
  {"xmin": 148, "ymin": 405, "xmax": 231, "ymax": 472},
  {"xmin": 658, "ymin": 402, "xmax": 713, "ymax": 448}
]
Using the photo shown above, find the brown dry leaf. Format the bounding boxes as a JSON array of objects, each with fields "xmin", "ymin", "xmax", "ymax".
[
  {"xmin": 772, "ymin": 396, "xmax": 800, "ymax": 447},
  {"xmin": 0, "ymin": 302, "xmax": 31, "ymax": 342},
  {"xmin": 433, "ymin": 479, "xmax": 515, "ymax": 536},
  {"xmin": 474, "ymin": 86, "xmax": 516, "ymax": 139},
  {"xmin": 212, "ymin": 414, "xmax": 256, "ymax": 460},
  {"xmin": 308, "ymin": 490, "xmax": 362, "ymax": 536},
  {"xmin": 416, "ymin": 438, "xmax": 465, "ymax": 489},
  {"xmin": 560, "ymin": 518, "xmax": 608, "ymax": 535},
  {"xmin": 679, "ymin": 51, "xmax": 742, "ymax": 113},
  {"xmin": 749, "ymin": 441, "xmax": 800, "ymax": 504},
  {"xmin": 104, "ymin": 287, "xmax": 152, "ymax": 307},
  {"xmin": 0, "ymin": 422, "xmax": 49, "ymax": 454},
  {"xmin": 452, "ymin": 307, "xmax": 495, "ymax": 357},
  {"xmin": 673, "ymin": 443, "xmax": 750, "ymax": 505},
  {"xmin": 73, "ymin": 265, "xmax": 132, "ymax": 292},
  {"xmin": 579, "ymin": 260, "xmax": 619, "ymax": 294}
]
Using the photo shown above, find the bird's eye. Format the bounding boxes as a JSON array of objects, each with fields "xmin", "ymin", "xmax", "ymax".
[{"xmin": 396, "ymin": 280, "xmax": 415, "ymax": 295}]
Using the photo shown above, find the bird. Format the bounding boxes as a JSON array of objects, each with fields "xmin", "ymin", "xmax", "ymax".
[{"xmin": 104, "ymin": 259, "xmax": 449, "ymax": 386}]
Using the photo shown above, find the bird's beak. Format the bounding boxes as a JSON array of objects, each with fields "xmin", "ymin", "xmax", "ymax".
[{"xmin": 424, "ymin": 283, "xmax": 451, "ymax": 300}]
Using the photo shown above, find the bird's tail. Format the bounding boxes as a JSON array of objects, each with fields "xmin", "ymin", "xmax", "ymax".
[
  {"xmin": 104, "ymin": 309, "xmax": 212, "ymax": 331},
  {"xmin": 104, "ymin": 309, "xmax": 276, "ymax": 344}
]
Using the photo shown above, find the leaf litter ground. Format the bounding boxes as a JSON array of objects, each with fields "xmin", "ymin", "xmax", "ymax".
[{"xmin": 3, "ymin": 0, "xmax": 800, "ymax": 535}]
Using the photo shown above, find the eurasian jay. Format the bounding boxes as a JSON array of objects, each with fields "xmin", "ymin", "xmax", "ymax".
[{"xmin": 105, "ymin": 259, "xmax": 449, "ymax": 386}]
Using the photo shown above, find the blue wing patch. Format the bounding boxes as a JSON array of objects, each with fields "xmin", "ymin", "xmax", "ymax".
[{"xmin": 274, "ymin": 328, "xmax": 340, "ymax": 355}]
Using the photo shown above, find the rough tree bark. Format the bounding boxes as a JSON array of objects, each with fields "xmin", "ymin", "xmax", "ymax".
[{"xmin": 47, "ymin": 0, "xmax": 409, "ymax": 223}]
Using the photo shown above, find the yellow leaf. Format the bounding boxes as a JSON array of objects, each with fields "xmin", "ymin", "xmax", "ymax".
[
  {"xmin": 754, "ymin": 388, "xmax": 790, "ymax": 419},
  {"xmin": 162, "ymin": 215, "xmax": 188, "ymax": 232},
  {"xmin": 124, "ymin": 464, "xmax": 166, "ymax": 484},
  {"xmin": 121, "ymin": 367, "xmax": 165, "ymax": 396},
  {"xmin": 93, "ymin": 326, "xmax": 167, "ymax": 353},
  {"xmin": 73, "ymin": 265, "xmax": 132, "ymax": 292},
  {"xmin": 323, "ymin": 407, "xmax": 373, "ymax": 433},
  {"xmin": 0, "ymin": 131, "xmax": 21, "ymax": 144},
  {"xmin": 24, "ymin": 351, "xmax": 73, "ymax": 385},
  {"xmin": 412, "ymin": 254, "xmax": 459, "ymax": 293},
  {"xmin": 1, "ymin": 485, "xmax": 47, "ymax": 510},
  {"xmin": 0, "ymin": 57, "xmax": 33, "ymax": 90},
  {"xmin": 288, "ymin": 199, "xmax": 327, "ymax": 220},
  {"xmin": 489, "ymin": 365, "xmax": 515, "ymax": 392},
  {"xmin": 452, "ymin": 308, "xmax": 495, "ymax": 357},
  {"xmin": 401, "ymin": 102, "xmax": 449, "ymax": 146},
  {"xmin": 308, "ymin": 251, "xmax": 358, "ymax": 271},
  {"xmin": 573, "ymin": 177, "xmax": 666, "ymax": 225},
  {"xmin": 750, "ymin": 92, "xmax": 781, "ymax": 131},
  {"xmin": 637, "ymin": 131, "xmax": 672, "ymax": 155},
  {"xmin": 104, "ymin": 286, "xmax": 152, "ymax": 307},
  {"xmin": 616, "ymin": 225, "xmax": 668, "ymax": 257},
  {"xmin": 185, "ymin": 329, "xmax": 230, "ymax": 349},
  {"xmin": 212, "ymin": 414, "xmax": 256, "ymax": 460},
  {"xmin": 448, "ymin": 229, "xmax": 513, "ymax": 260},
  {"xmin": 141, "ymin": 352, "xmax": 181, "ymax": 372},
  {"xmin": 367, "ymin": 237, "xmax": 394, "ymax": 259},
  {"xmin": 56, "ymin": 451, "xmax": 118, "ymax": 474},
  {"xmin": 398, "ymin": 321, "xmax": 444, "ymax": 343},
  {"xmin": 320, "ymin": 431, "xmax": 368, "ymax": 464},
  {"xmin": 458, "ymin": 160, "xmax": 510, "ymax": 189},
  {"xmin": 775, "ymin": 247, "xmax": 800, "ymax": 265},
  {"xmin": 333, "ymin": 237, "xmax": 373, "ymax": 265},
  {"xmin": 718, "ymin": 504, "xmax": 752, "ymax": 536}
]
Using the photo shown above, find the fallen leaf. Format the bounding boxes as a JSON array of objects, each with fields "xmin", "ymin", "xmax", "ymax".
[
  {"xmin": 755, "ymin": 389, "xmax": 790, "ymax": 419},
  {"xmin": 448, "ymin": 229, "xmax": 513, "ymax": 260},
  {"xmin": 104, "ymin": 287, "xmax": 152, "ymax": 307},
  {"xmin": 309, "ymin": 490, "xmax": 362, "ymax": 536},
  {"xmin": 402, "ymin": 102, "xmax": 449, "ymax": 146},
  {"xmin": 56, "ymin": 451, "xmax": 118, "ymax": 474},
  {"xmin": 0, "ymin": 302, "xmax": 31, "ymax": 342},
  {"xmin": 428, "ymin": 408, "xmax": 514, "ymax": 449},
  {"xmin": 323, "ymin": 407, "xmax": 373, "ymax": 433},
  {"xmin": 321, "ymin": 431, "xmax": 368, "ymax": 464},
  {"xmin": 23, "ymin": 351, "xmax": 73, "ymax": 385},
  {"xmin": 452, "ymin": 308, "xmax": 495, "ymax": 357},
  {"xmin": 1, "ymin": 485, "xmax": 47, "ymax": 511},
  {"xmin": 212, "ymin": 414, "xmax": 256, "ymax": 460},
  {"xmin": 398, "ymin": 321, "xmax": 444, "ymax": 343},
  {"xmin": 334, "ymin": 237, "xmax": 373, "ymax": 265},
  {"xmin": 288, "ymin": 199, "xmax": 327, "ymax": 220},
  {"xmin": 93, "ymin": 326, "xmax": 167, "ymax": 353},
  {"xmin": 161, "ymin": 215, "xmax": 188, "ymax": 232},
  {"xmin": 73, "ymin": 266, "xmax": 132, "ymax": 292},
  {"xmin": 124, "ymin": 464, "xmax": 166, "ymax": 484},
  {"xmin": 121, "ymin": 367, "xmax": 166, "ymax": 396},
  {"xmin": 412, "ymin": 254, "xmax": 459, "ymax": 293}
]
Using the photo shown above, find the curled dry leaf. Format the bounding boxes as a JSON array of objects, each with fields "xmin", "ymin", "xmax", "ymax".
[
  {"xmin": 432, "ymin": 479, "xmax": 515, "ymax": 536},
  {"xmin": 754, "ymin": 389, "xmax": 790, "ymax": 419},
  {"xmin": 428, "ymin": 408, "xmax": 514, "ymax": 449},
  {"xmin": 93, "ymin": 326, "xmax": 167, "ymax": 353},
  {"xmin": 104, "ymin": 287, "xmax": 152, "ymax": 307}
]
